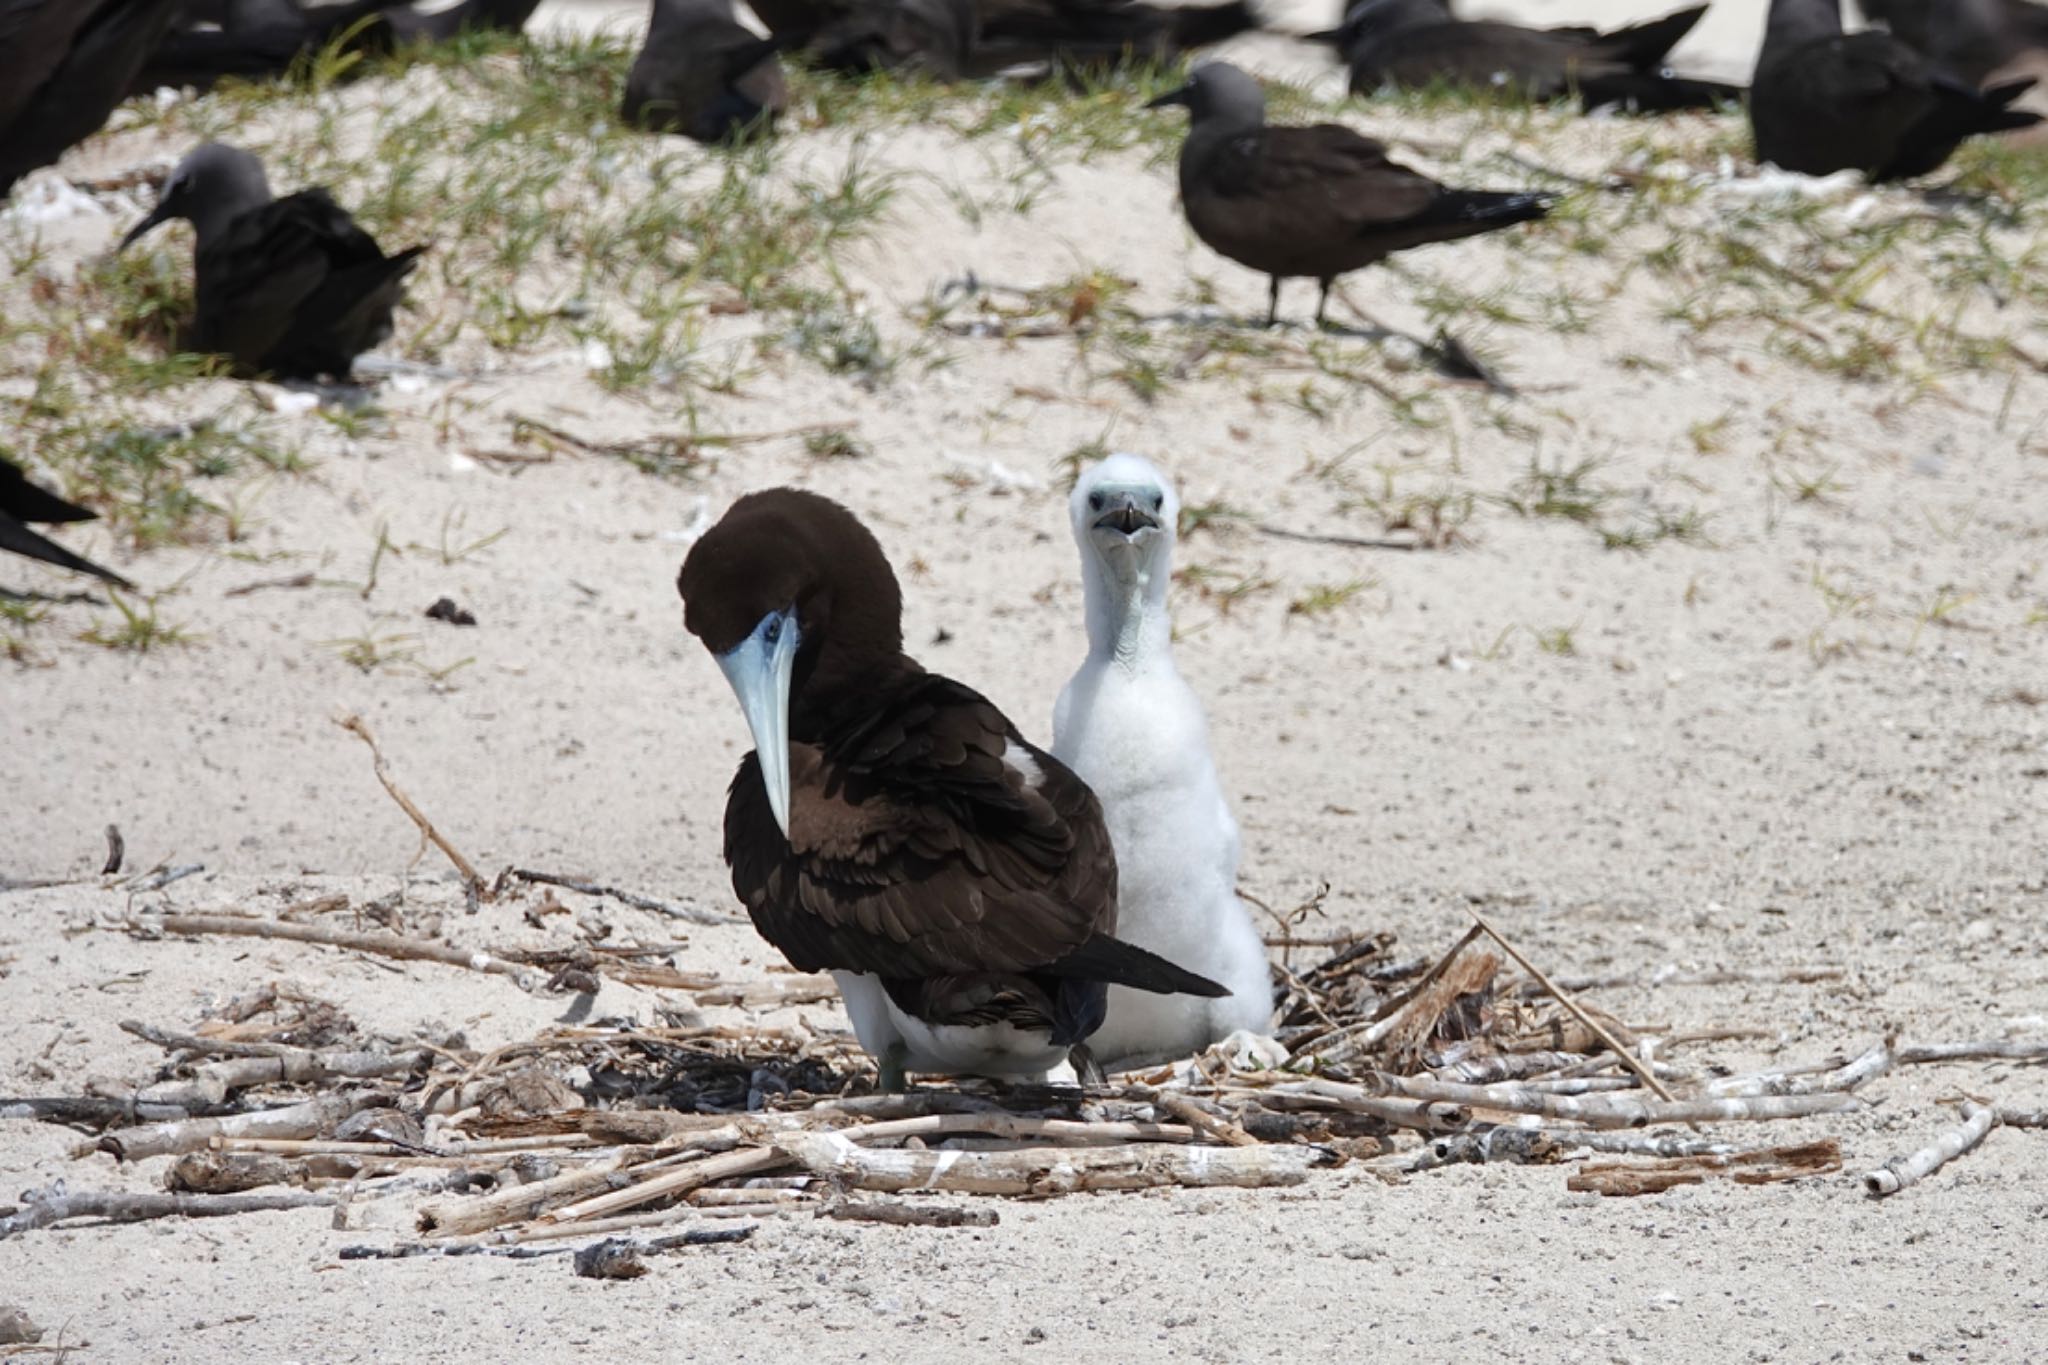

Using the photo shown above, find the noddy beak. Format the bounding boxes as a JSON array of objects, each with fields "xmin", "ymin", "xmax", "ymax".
[
  {"xmin": 1145, "ymin": 84, "xmax": 1193, "ymax": 110},
  {"xmin": 1091, "ymin": 492, "xmax": 1162, "ymax": 537},
  {"xmin": 118, "ymin": 202, "xmax": 173, "ymax": 252},
  {"xmin": 715, "ymin": 606, "xmax": 800, "ymax": 842}
]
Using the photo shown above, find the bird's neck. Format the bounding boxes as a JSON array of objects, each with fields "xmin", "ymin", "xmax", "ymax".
[
  {"xmin": 792, "ymin": 651, "xmax": 923, "ymax": 742},
  {"xmin": 1764, "ymin": 0, "xmax": 1842, "ymax": 52},
  {"xmin": 1084, "ymin": 558, "xmax": 1172, "ymax": 675},
  {"xmin": 1182, "ymin": 118, "xmax": 1261, "ymax": 180}
]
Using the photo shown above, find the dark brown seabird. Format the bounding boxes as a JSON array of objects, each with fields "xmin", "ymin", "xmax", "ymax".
[
  {"xmin": 0, "ymin": 457, "xmax": 133, "ymax": 590},
  {"xmin": 119, "ymin": 143, "xmax": 427, "ymax": 382},
  {"xmin": 621, "ymin": 0, "xmax": 788, "ymax": 144},
  {"xmin": 1861, "ymin": 0, "xmax": 2048, "ymax": 90},
  {"xmin": 0, "ymin": 0, "xmax": 188, "ymax": 200},
  {"xmin": 1148, "ymin": 61, "xmax": 1553, "ymax": 327},
  {"xmin": 677, "ymin": 488, "xmax": 1227, "ymax": 1088},
  {"xmin": 1751, "ymin": 0, "xmax": 2041, "ymax": 180},
  {"xmin": 127, "ymin": 0, "xmax": 410, "ymax": 99},
  {"xmin": 1311, "ymin": 0, "xmax": 1742, "ymax": 112}
]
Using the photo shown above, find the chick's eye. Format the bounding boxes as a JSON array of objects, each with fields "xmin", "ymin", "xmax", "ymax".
[
  {"xmin": 1148, "ymin": 493, "xmax": 1164, "ymax": 511},
  {"xmin": 1088, "ymin": 492, "xmax": 1104, "ymax": 510}
]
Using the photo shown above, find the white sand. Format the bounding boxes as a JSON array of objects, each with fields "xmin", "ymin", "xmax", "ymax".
[{"xmin": 4, "ymin": 1, "xmax": 2047, "ymax": 1358}]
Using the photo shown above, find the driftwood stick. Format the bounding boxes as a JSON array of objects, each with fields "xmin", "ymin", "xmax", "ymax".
[
  {"xmin": 1569, "ymin": 1140, "xmax": 1843, "ymax": 1196},
  {"xmin": 1862, "ymin": 1103, "xmax": 1999, "ymax": 1198},
  {"xmin": 1249, "ymin": 1078, "xmax": 1469, "ymax": 1133},
  {"xmin": 128, "ymin": 913, "xmax": 548, "ymax": 994},
  {"xmin": 1468, "ymin": 909, "xmax": 1679, "ymax": 1104},
  {"xmin": 694, "ymin": 977, "xmax": 841, "ymax": 1008},
  {"xmin": 1, "ymin": 1096, "xmax": 212, "ymax": 1127},
  {"xmin": 1511, "ymin": 966, "xmax": 1845, "ymax": 995},
  {"xmin": 93, "ymin": 1092, "xmax": 389, "ymax": 1163},
  {"xmin": 340, "ymin": 1224, "xmax": 755, "ymax": 1263},
  {"xmin": 414, "ymin": 1141, "xmax": 689, "ymax": 1237},
  {"xmin": 819, "ymin": 1197, "xmax": 1000, "ymax": 1228},
  {"xmin": 0, "ymin": 1184, "xmax": 333, "ymax": 1239},
  {"xmin": 1430, "ymin": 1050, "xmax": 1587, "ymax": 1085},
  {"xmin": 1372, "ymin": 1072, "xmax": 1860, "ymax": 1129},
  {"xmin": 508, "ymin": 869, "xmax": 736, "ymax": 927},
  {"xmin": 1706, "ymin": 1041, "xmax": 1897, "ymax": 1099},
  {"xmin": 1895, "ymin": 1040, "xmax": 2048, "ymax": 1066},
  {"xmin": 781, "ymin": 1131, "xmax": 1322, "ymax": 1195},
  {"xmin": 1144, "ymin": 1091, "xmax": 1259, "ymax": 1148},
  {"xmin": 335, "ymin": 712, "xmax": 485, "ymax": 894},
  {"xmin": 536, "ymin": 1146, "xmax": 791, "ymax": 1227},
  {"xmin": 120, "ymin": 1033, "xmax": 431, "ymax": 1108}
]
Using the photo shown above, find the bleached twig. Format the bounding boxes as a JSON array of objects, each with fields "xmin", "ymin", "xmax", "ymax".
[
  {"xmin": 1372, "ymin": 1072, "xmax": 1861, "ymax": 1129},
  {"xmin": 780, "ymin": 1131, "xmax": 1322, "ymax": 1196},
  {"xmin": 1862, "ymin": 1103, "xmax": 1999, "ymax": 1198},
  {"xmin": 91, "ymin": 1091, "xmax": 390, "ymax": 1162},
  {"xmin": 335, "ymin": 712, "xmax": 485, "ymax": 895},
  {"xmin": 0, "ymin": 1184, "xmax": 333, "ymax": 1239},
  {"xmin": 125, "ymin": 912, "xmax": 548, "ymax": 993}
]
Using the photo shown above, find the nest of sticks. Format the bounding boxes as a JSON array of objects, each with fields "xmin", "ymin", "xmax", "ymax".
[{"xmin": 5, "ymin": 878, "xmax": 2044, "ymax": 1275}]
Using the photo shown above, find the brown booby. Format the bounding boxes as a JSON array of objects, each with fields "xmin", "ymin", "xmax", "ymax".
[
  {"xmin": 119, "ymin": 143, "xmax": 427, "ymax": 381},
  {"xmin": 1750, "ymin": 0, "xmax": 2041, "ymax": 180},
  {"xmin": 621, "ymin": 0, "xmax": 788, "ymax": 144},
  {"xmin": 0, "ymin": 0, "xmax": 188, "ymax": 200},
  {"xmin": 1, "ymin": 457, "xmax": 133, "ymax": 590},
  {"xmin": 1051, "ymin": 455, "xmax": 1274, "ymax": 1072},
  {"xmin": 677, "ymin": 487, "xmax": 1228, "ymax": 1088},
  {"xmin": 1310, "ymin": 0, "xmax": 1742, "ymax": 113},
  {"xmin": 1147, "ymin": 61, "xmax": 1553, "ymax": 327}
]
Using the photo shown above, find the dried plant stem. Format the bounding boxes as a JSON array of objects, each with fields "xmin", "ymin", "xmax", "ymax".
[
  {"xmin": 1862, "ymin": 1103, "xmax": 1998, "ymax": 1198},
  {"xmin": 1469, "ymin": 909, "xmax": 1678, "ymax": 1104},
  {"xmin": 1569, "ymin": 1140, "xmax": 1843, "ymax": 1196},
  {"xmin": 93, "ymin": 1091, "xmax": 389, "ymax": 1162},
  {"xmin": 0, "ymin": 1185, "xmax": 333, "ymax": 1239},
  {"xmin": 128, "ymin": 913, "xmax": 547, "ymax": 993},
  {"xmin": 1373, "ymin": 1072, "xmax": 1859, "ymax": 1129},
  {"xmin": 780, "ymin": 1131, "xmax": 1320, "ymax": 1196},
  {"xmin": 335, "ymin": 712, "xmax": 484, "ymax": 893}
]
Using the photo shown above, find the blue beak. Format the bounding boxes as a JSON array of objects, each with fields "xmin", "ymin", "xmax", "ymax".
[{"xmin": 715, "ymin": 607, "xmax": 800, "ymax": 840}]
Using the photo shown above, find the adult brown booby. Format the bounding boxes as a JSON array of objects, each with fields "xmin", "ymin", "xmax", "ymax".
[{"xmin": 677, "ymin": 487, "xmax": 1227, "ymax": 1088}]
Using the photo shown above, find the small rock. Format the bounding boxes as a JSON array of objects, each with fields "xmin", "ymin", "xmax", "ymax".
[
  {"xmin": 0, "ymin": 1307, "xmax": 42, "ymax": 1345},
  {"xmin": 425, "ymin": 597, "xmax": 477, "ymax": 627},
  {"xmin": 573, "ymin": 1238, "xmax": 647, "ymax": 1280}
]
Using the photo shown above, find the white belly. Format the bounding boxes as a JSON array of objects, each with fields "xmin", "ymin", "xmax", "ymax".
[{"xmin": 832, "ymin": 972, "xmax": 1069, "ymax": 1080}]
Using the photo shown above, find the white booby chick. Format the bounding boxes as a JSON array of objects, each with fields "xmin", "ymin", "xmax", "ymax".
[{"xmin": 1052, "ymin": 454, "xmax": 1274, "ymax": 1073}]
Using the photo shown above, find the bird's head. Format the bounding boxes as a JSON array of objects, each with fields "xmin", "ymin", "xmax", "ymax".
[
  {"xmin": 1144, "ymin": 61, "xmax": 1266, "ymax": 127},
  {"xmin": 1070, "ymin": 452, "xmax": 1177, "ymax": 613},
  {"xmin": 678, "ymin": 488, "xmax": 904, "ymax": 838},
  {"xmin": 1314, "ymin": 0, "xmax": 1448, "ymax": 48},
  {"xmin": 119, "ymin": 143, "xmax": 272, "ymax": 250}
]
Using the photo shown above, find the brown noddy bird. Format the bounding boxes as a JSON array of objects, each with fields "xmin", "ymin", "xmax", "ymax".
[
  {"xmin": 1310, "ymin": 0, "xmax": 1742, "ymax": 112},
  {"xmin": 0, "ymin": 457, "xmax": 133, "ymax": 590},
  {"xmin": 1861, "ymin": 0, "xmax": 2048, "ymax": 89},
  {"xmin": 1148, "ymin": 61, "xmax": 1552, "ymax": 327},
  {"xmin": 1751, "ymin": 0, "xmax": 2041, "ymax": 180},
  {"xmin": 744, "ymin": 0, "xmax": 1253, "ymax": 79},
  {"xmin": 119, "ymin": 143, "xmax": 428, "ymax": 381},
  {"xmin": 622, "ymin": 0, "xmax": 788, "ymax": 143},
  {"xmin": 677, "ymin": 487, "xmax": 1228, "ymax": 1087},
  {"xmin": 0, "ymin": 0, "xmax": 188, "ymax": 200},
  {"xmin": 128, "ymin": 0, "xmax": 415, "ymax": 98}
]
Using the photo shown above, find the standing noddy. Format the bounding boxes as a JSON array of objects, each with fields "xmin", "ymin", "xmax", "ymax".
[
  {"xmin": 1147, "ymin": 62, "xmax": 1553, "ymax": 327},
  {"xmin": 128, "ymin": 0, "xmax": 412, "ymax": 98},
  {"xmin": 0, "ymin": 457, "xmax": 133, "ymax": 590},
  {"xmin": 1311, "ymin": 0, "xmax": 1742, "ymax": 112},
  {"xmin": 1051, "ymin": 455, "xmax": 1273, "ymax": 1073},
  {"xmin": 1861, "ymin": 0, "xmax": 2048, "ymax": 89},
  {"xmin": 119, "ymin": 143, "xmax": 427, "ymax": 381},
  {"xmin": 678, "ymin": 488, "xmax": 1229, "ymax": 1088},
  {"xmin": 0, "ymin": 0, "xmax": 188, "ymax": 199},
  {"xmin": 1751, "ymin": 0, "xmax": 2041, "ymax": 180},
  {"xmin": 622, "ymin": 0, "xmax": 787, "ymax": 143}
]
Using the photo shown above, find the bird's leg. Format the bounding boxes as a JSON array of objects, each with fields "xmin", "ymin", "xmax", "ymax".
[
  {"xmin": 1265, "ymin": 276, "xmax": 1281, "ymax": 328},
  {"xmin": 1315, "ymin": 278, "xmax": 1335, "ymax": 329},
  {"xmin": 1066, "ymin": 1043, "xmax": 1106, "ymax": 1087},
  {"xmin": 877, "ymin": 1042, "xmax": 910, "ymax": 1094}
]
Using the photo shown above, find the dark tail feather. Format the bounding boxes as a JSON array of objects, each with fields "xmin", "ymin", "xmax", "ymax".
[
  {"xmin": 1879, "ymin": 76, "xmax": 2043, "ymax": 179},
  {"xmin": 1577, "ymin": 71, "xmax": 1744, "ymax": 113},
  {"xmin": 0, "ymin": 514, "xmax": 134, "ymax": 590},
  {"xmin": 1586, "ymin": 2, "xmax": 1707, "ymax": 68},
  {"xmin": 719, "ymin": 34, "xmax": 787, "ymax": 82},
  {"xmin": 1168, "ymin": 0, "xmax": 1258, "ymax": 52},
  {"xmin": 1047, "ymin": 933, "xmax": 1228, "ymax": 998},
  {"xmin": 1419, "ymin": 189, "xmax": 1555, "ymax": 231},
  {"xmin": 1973, "ymin": 77, "xmax": 2045, "ymax": 135}
]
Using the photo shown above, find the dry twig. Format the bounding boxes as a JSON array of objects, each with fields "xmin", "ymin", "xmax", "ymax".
[
  {"xmin": 1862, "ymin": 1103, "xmax": 1999, "ymax": 1198},
  {"xmin": 335, "ymin": 712, "xmax": 485, "ymax": 896}
]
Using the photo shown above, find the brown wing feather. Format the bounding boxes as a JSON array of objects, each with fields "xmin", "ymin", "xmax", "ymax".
[
  {"xmin": 725, "ymin": 673, "xmax": 1117, "ymax": 981},
  {"xmin": 1213, "ymin": 125, "xmax": 1442, "ymax": 232}
]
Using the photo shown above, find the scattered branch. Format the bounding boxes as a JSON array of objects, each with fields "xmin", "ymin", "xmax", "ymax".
[
  {"xmin": 334, "ymin": 712, "xmax": 485, "ymax": 897},
  {"xmin": 1862, "ymin": 1103, "xmax": 1999, "ymax": 1198}
]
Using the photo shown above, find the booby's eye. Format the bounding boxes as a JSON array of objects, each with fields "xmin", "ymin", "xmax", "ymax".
[
  {"xmin": 1088, "ymin": 492, "xmax": 1105, "ymax": 510},
  {"xmin": 763, "ymin": 617, "xmax": 781, "ymax": 644}
]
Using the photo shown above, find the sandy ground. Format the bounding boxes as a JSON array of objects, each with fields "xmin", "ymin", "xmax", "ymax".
[{"xmin": 4, "ymin": 0, "xmax": 2048, "ymax": 1360}]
